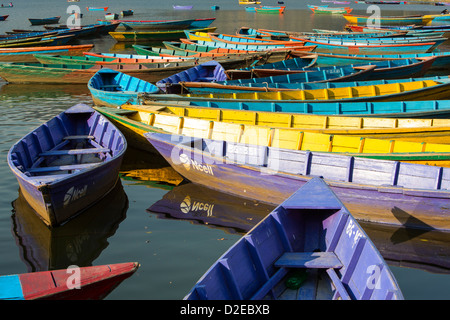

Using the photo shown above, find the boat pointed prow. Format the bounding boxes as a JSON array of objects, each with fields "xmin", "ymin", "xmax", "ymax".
[{"xmin": 281, "ymin": 177, "xmax": 344, "ymax": 211}]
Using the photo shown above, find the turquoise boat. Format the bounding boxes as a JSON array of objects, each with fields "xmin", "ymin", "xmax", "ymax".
[
  {"xmin": 88, "ymin": 69, "xmax": 160, "ymax": 107},
  {"xmin": 180, "ymin": 75, "xmax": 450, "ymax": 94},
  {"xmin": 307, "ymin": 51, "xmax": 450, "ymax": 70},
  {"xmin": 179, "ymin": 39, "xmax": 305, "ymax": 51},
  {"xmin": 137, "ymin": 95, "xmax": 450, "ymax": 118}
]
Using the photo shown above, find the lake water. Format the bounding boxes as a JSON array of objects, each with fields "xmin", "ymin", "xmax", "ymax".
[{"xmin": 0, "ymin": 0, "xmax": 449, "ymax": 302}]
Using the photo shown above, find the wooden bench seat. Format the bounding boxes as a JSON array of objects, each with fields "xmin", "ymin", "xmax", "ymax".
[
  {"xmin": 39, "ymin": 147, "xmax": 110, "ymax": 156},
  {"xmin": 27, "ymin": 162, "xmax": 98, "ymax": 174},
  {"xmin": 275, "ymin": 252, "xmax": 343, "ymax": 269}
]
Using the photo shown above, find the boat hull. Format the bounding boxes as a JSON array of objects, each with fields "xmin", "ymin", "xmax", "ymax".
[
  {"xmin": 0, "ymin": 262, "xmax": 139, "ymax": 300},
  {"xmin": 185, "ymin": 178, "xmax": 402, "ymax": 300},
  {"xmin": 145, "ymin": 133, "xmax": 450, "ymax": 232},
  {"xmin": 7, "ymin": 104, "xmax": 127, "ymax": 227}
]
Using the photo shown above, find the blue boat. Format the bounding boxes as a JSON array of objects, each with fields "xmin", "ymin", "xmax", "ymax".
[
  {"xmin": 225, "ymin": 57, "xmax": 437, "ymax": 80},
  {"xmin": 28, "ymin": 16, "xmax": 61, "ymax": 26},
  {"xmin": 88, "ymin": 69, "xmax": 160, "ymax": 107},
  {"xmin": 144, "ymin": 132, "xmax": 450, "ymax": 231},
  {"xmin": 184, "ymin": 177, "xmax": 403, "ymax": 300},
  {"xmin": 308, "ymin": 51, "xmax": 450, "ymax": 70},
  {"xmin": 156, "ymin": 60, "xmax": 228, "ymax": 93},
  {"xmin": 7, "ymin": 104, "xmax": 127, "ymax": 227},
  {"xmin": 224, "ymin": 64, "xmax": 376, "ymax": 82},
  {"xmin": 180, "ymin": 75, "xmax": 450, "ymax": 94},
  {"xmin": 138, "ymin": 95, "xmax": 450, "ymax": 118}
]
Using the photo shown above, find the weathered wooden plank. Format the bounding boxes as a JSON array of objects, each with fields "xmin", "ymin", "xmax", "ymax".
[{"xmin": 275, "ymin": 252, "xmax": 343, "ymax": 269}]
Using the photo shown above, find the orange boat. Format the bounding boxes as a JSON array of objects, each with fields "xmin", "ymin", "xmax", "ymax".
[{"xmin": 0, "ymin": 44, "xmax": 94, "ymax": 62}]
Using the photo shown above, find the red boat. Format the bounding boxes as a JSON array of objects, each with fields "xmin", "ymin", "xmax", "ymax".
[{"xmin": 0, "ymin": 262, "xmax": 139, "ymax": 300}]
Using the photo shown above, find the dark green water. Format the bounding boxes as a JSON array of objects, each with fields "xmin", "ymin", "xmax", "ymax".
[{"xmin": 0, "ymin": 0, "xmax": 448, "ymax": 301}]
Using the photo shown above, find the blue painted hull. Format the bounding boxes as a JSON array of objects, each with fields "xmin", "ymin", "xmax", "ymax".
[
  {"xmin": 156, "ymin": 60, "xmax": 228, "ymax": 93},
  {"xmin": 88, "ymin": 69, "xmax": 160, "ymax": 107},
  {"xmin": 312, "ymin": 52, "xmax": 450, "ymax": 69},
  {"xmin": 184, "ymin": 178, "xmax": 403, "ymax": 300},
  {"xmin": 7, "ymin": 104, "xmax": 127, "ymax": 227},
  {"xmin": 226, "ymin": 57, "xmax": 436, "ymax": 80},
  {"xmin": 182, "ymin": 75, "xmax": 450, "ymax": 94},
  {"xmin": 141, "ymin": 95, "xmax": 450, "ymax": 118},
  {"xmin": 145, "ymin": 132, "xmax": 450, "ymax": 231},
  {"xmin": 28, "ymin": 16, "xmax": 60, "ymax": 26}
]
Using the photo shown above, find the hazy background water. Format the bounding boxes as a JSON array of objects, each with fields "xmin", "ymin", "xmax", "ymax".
[{"xmin": 0, "ymin": 0, "xmax": 448, "ymax": 301}]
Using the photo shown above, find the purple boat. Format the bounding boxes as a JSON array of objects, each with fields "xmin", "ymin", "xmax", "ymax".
[
  {"xmin": 144, "ymin": 132, "xmax": 450, "ymax": 232},
  {"xmin": 7, "ymin": 104, "xmax": 127, "ymax": 227},
  {"xmin": 184, "ymin": 177, "xmax": 403, "ymax": 300}
]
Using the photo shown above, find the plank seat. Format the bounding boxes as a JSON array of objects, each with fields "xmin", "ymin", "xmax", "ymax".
[
  {"xmin": 274, "ymin": 252, "xmax": 343, "ymax": 269},
  {"xmin": 39, "ymin": 147, "xmax": 110, "ymax": 156},
  {"xmin": 63, "ymin": 135, "xmax": 95, "ymax": 140},
  {"xmin": 27, "ymin": 162, "xmax": 98, "ymax": 174},
  {"xmin": 99, "ymin": 84, "xmax": 122, "ymax": 90}
]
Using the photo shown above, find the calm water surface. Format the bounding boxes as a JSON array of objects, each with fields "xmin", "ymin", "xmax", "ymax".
[{"xmin": 0, "ymin": 0, "xmax": 449, "ymax": 301}]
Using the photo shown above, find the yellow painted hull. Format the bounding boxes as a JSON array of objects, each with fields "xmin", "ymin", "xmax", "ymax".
[
  {"xmin": 95, "ymin": 105, "xmax": 450, "ymax": 167},
  {"xmin": 185, "ymin": 80, "xmax": 450, "ymax": 102},
  {"xmin": 133, "ymin": 104, "xmax": 450, "ymax": 144}
]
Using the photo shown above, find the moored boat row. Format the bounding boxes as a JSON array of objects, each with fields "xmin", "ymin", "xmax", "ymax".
[{"xmin": 4, "ymin": 9, "xmax": 450, "ymax": 301}]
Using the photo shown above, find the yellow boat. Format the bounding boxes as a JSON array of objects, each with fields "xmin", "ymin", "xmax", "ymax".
[
  {"xmin": 127, "ymin": 103, "xmax": 450, "ymax": 144},
  {"xmin": 239, "ymin": 0, "xmax": 261, "ymax": 4},
  {"xmin": 94, "ymin": 104, "xmax": 450, "ymax": 167},
  {"xmin": 185, "ymin": 79, "xmax": 450, "ymax": 102},
  {"xmin": 184, "ymin": 31, "xmax": 213, "ymax": 41}
]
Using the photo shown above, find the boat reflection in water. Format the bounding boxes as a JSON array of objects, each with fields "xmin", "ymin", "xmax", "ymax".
[
  {"xmin": 149, "ymin": 179, "xmax": 449, "ymax": 274},
  {"xmin": 11, "ymin": 180, "xmax": 129, "ymax": 272},
  {"xmin": 148, "ymin": 182, "xmax": 275, "ymax": 234},
  {"xmin": 361, "ymin": 221, "xmax": 450, "ymax": 275}
]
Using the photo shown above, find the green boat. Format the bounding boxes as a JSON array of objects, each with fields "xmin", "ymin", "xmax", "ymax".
[{"xmin": 109, "ymin": 27, "xmax": 217, "ymax": 42}]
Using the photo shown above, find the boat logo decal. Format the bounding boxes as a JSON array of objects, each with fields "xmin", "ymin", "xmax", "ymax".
[
  {"xmin": 179, "ymin": 153, "xmax": 214, "ymax": 176},
  {"xmin": 64, "ymin": 185, "xmax": 88, "ymax": 206},
  {"xmin": 180, "ymin": 195, "xmax": 214, "ymax": 217}
]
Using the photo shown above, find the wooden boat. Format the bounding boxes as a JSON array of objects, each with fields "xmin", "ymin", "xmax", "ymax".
[
  {"xmin": 0, "ymin": 34, "xmax": 76, "ymax": 48},
  {"xmin": 105, "ymin": 13, "xmax": 119, "ymax": 21},
  {"xmin": 184, "ymin": 178, "xmax": 403, "ymax": 300},
  {"xmin": 0, "ymin": 55, "xmax": 262, "ymax": 84},
  {"xmin": 290, "ymin": 37, "xmax": 441, "ymax": 54},
  {"xmin": 308, "ymin": 5, "xmax": 353, "ymax": 14},
  {"xmin": 173, "ymin": 5, "xmax": 193, "ymax": 9},
  {"xmin": 120, "ymin": 9, "xmax": 134, "ymax": 17},
  {"xmin": 86, "ymin": 7, "xmax": 109, "ymax": 11},
  {"xmin": 88, "ymin": 69, "xmax": 160, "ymax": 107},
  {"xmin": 0, "ymin": 14, "xmax": 8, "ymax": 21},
  {"xmin": 109, "ymin": 27, "xmax": 217, "ymax": 42},
  {"xmin": 304, "ymin": 51, "xmax": 450, "ymax": 70},
  {"xmin": 98, "ymin": 102, "xmax": 450, "ymax": 144},
  {"xmin": 33, "ymin": 53, "xmax": 191, "ymax": 65},
  {"xmin": 184, "ymin": 79, "xmax": 450, "ymax": 103},
  {"xmin": 0, "ymin": 262, "xmax": 139, "ymax": 300},
  {"xmin": 83, "ymin": 51, "xmax": 194, "ymax": 62},
  {"xmin": 132, "ymin": 44, "xmax": 298, "ymax": 63},
  {"xmin": 7, "ymin": 104, "xmax": 127, "ymax": 227},
  {"xmin": 156, "ymin": 60, "xmax": 227, "ymax": 93},
  {"xmin": 255, "ymin": 6, "xmax": 286, "ymax": 14},
  {"xmin": 29, "ymin": 16, "xmax": 61, "ymax": 26},
  {"xmin": 144, "ymin": 131, "xmax": 450, "ymax": 231},
  {"xmin": 229, "ymin": 57, "xmax": 437, "ymax": 80},
  {"xmin": 114, "ymin": 17, "xmax": 215, "ymax": 31},
  {"xmin": 343, "ymin": 14, "xmax": 429, "ymax": 26},
  {"xmin": 138, "ymin": 95, "xmax": 450, "ymax": 118},
  {"xmin": 176, "ymin": 39, "xmax": 314, "ymax": 52},
  {"xmin": 178, "ymin": 75, "xmax": 449, "ymax": 95},
  {"xmin": 94, "ymin": 104, "xmax": 450, "ymax": 168},
  {"xmin": 0, "ymin": 44, "xmax": 94, "ymax": 63}
]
